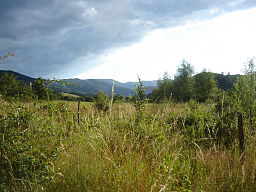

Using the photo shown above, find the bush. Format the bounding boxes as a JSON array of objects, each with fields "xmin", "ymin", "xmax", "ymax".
[{"xmin": 94, "ymin": 92, "xmax": 109, "ymax": 113}]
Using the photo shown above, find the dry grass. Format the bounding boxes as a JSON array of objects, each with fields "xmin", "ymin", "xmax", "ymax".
[{"xmin": 1, "ymin": 99, "xmax": 255, "ymax": 191}]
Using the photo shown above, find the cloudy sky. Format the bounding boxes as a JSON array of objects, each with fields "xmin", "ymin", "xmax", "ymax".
[{"xmin": 1, "ymin": 0, "xmax": 256, "ymax": 82}]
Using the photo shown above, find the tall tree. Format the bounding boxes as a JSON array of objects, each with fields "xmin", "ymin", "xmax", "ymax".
[
  {"xmin": 233, "ymin": 57, "xmax": 256, "ymax": 131},
  {"xmin": 152, "ymin": 72, "xmax": 172, "ymax": 101},
  {"xmin": 0, "ymin": 73, "xmax": 35, "ymax": 100},
  {"xmin": 0, "ymin": 73, "xmax": 19, "ymax": 98},
  {"xmin": 194, "ymin": 72, "xmax": 218, "ymax": 102},
  {"xmin": 172, "ymin": 60, "xmax": 195, "ymax": 102},
  {"xmin": 32, "ymin": 78, "xmax": 49, "ymax": 100}
]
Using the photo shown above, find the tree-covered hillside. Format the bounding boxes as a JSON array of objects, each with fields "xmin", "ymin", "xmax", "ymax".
[
  {"xmin": 0, "ymin": 70, "xmax": 157, "ymax": 96},
  {"xmin": 150, "ymin": 60, "xmax": 240, "ymax": 102}
]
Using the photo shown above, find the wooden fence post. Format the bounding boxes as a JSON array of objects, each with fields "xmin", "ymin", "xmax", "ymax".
[
  {"xmin": 78, "ymin": 101, "xmax": 80, "ymax": 124},
  {"xmin": 237, "ymin": 112, "xmax": 245, "ymax": 154}
]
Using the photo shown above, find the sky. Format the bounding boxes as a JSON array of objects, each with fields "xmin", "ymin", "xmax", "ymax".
[{"xmin": 0, "ymin": 0, "xmax": 256, "ymax": 82}]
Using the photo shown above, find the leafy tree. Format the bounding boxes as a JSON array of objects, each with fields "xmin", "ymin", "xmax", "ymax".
[
  {"xmin": 79, "ymin": 94, "xmax": 94, "ymax": 102},
  {"xmin": 159, "ymin": 72, "xmax": 173, "ymax": 100},
  {"xmin": 125, "ymin": 95, "xmax": 133, "ymax": 102},
  {"xmin": 233, "ymin": 57, "xmax": 256, "ymax": 131},
  {"xmin": 172, "ymin": 60, "xmax": 195, "ymax": 102},
  {"xmin": 32, "ymin": 78, "xmax": 49, "ymax": 100},
  {"xmin": 94, "ymin": 92, "xmax": 109, "ymax": 112},
  {"xmin": 0, "ymin": 73, "xmax": 35, "ymax": 100},
  {"xmin": 150, "ymin": 72, "xmax": 172, "ymax": 102},
  {"xmin": 113, "ymin": 94, "xmax": 124, "ymax": 102},
  {"xmin": 48, "ymin": 89, "xmax": 62, "ymax": 100},
  {"xmin": 150, "ymin": 88, "xmax": 162, "ymax": 102},
  {"xmin": 176, "ymin": 59, "xmax": 194, "ymax": 79},
  {"xmin": 17, "ymin": 81, "xmax": 35, "ymax": 100},
  {"xmin": 134, "ymin": 76, "xmax": 146, "ymax": 124},
  {"xmin": 194, "ymin": 72, "xmax": 218, "ymax": 102},
  {"xmin": 0, "ymin": 73, "xmax": 19, "ymax": 98},
  {"xmin": 150, "ymin": 61, "xmax": 195, "ymax": 102},
  {"xmin": 160, "ymin": 72, "xmax": 172, "ymax": 98},
  {"xmin": 134, "ymin": 77, "xmax": 146, "ymax": 110},
  {"xmin": 215, "ymin": 73, "xmax": 239, "ymax": 90}
]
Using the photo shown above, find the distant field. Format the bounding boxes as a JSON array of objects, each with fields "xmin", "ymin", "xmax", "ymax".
[{"xmin": 61, "ymin": 92, "xmax": 80, "ymax": 98}]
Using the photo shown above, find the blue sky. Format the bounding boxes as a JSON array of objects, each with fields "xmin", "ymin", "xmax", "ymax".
[{"xmin": 1, "ymin": 0, "xmax": 256, "ymax": 82}]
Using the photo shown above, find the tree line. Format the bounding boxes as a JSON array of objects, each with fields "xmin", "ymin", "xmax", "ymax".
[
  {"xmin": 149, "ymin": 59, "xmax": 239, "ymax": 103},
  {"xmin": 0, "ymin": 56, "xmax": 248, "ymax": 104},
  {"xmin": 0, "ymin": 74, "xmax": 61, "ymax": 101},
  {"xmin": 0, "ymin": 72, "xmax": 129, "ymax": 103}
]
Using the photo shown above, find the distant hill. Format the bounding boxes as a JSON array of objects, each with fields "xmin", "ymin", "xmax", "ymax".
[
  {"xmin": 0, "ymin": 70, "xmax": 157, "ymax": 96},
  {"xmin": 0, "ymin": 70, "xmax": 35, "ymax": 84},
  {"xmin": 48, "ymin": 79, "xmax": 157, "ymax": 96},
  {"xmin": 48, "ymin": 79, "xmax": 134, "ymax": 96},
  {"xmin": 0, "ymin": 70, "xmax": 239, "ymax": 96}
]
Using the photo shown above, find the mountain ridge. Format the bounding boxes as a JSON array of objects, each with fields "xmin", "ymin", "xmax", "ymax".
[{"xmin": 0, "ymin": 70, "xmax": 157, "ymax": 96}]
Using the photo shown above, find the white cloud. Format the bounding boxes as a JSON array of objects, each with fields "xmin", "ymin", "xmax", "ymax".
[
  {"xmin": 75, "ymin": 7, "xmax": 256, "ymax": 82},
  {"xmin": 130, "ymin": 19, "xmax": 154, "ymax": 26},
  {"xmin": 2, "ymin": 0, "xmax": 256, "ymax": 78},
  {"xmin": 82, "ymin": 7, "xmax": 98, "ymax": 19},
  {"xmin": 229, "ymin": 0, "xmax": 247, "ymax": 7},
  {"xmin": 210, "ymin": 8, "xmax": 219, "ymax": 15}
]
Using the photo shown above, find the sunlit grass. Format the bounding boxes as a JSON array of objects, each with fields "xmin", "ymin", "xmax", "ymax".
[{"xmin": 1, "ymin": 99, "xmax": 255, "ymax": 191}]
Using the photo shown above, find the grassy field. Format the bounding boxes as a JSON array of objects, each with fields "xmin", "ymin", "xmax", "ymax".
[
  {"xmin": 61, "ymin": 92, "xmax": 80, "ymax": 98},
  {"xmin": 0, "ymin": 99, "xmax": 256, "ymax": 191}
]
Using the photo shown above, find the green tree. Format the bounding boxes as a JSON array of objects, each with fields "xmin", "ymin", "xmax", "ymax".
[
  {"xmin": 215, "ymin": 73, "xmax": 239, "ymax": 90},
  {"xmin": 0, "ymin": 73, "xmax": 35, "ymax": 100},
  {"xmin": 194, "ymin": 72, "xmax": 218, "ymax": 102},
  {"xmin": 94, "ymin": 92, "xmax": 109, "ymax": 112},
  {"xmin": 159, "ymin": 72, "xmax": 172, "ymax": 100},
  {"xmin": 233, "ymin": 57, "xmax": 256, "ymax": 131},
  {"xmin": 113, "ymin": 94, "xmax": 124, "ymax": 102},
  {"xmin": 32, "ymin": 78, "xmax": 49, "ymax": 100},
  {"xmin": 134, "ymin": 76, "xmax": 146, "ymax": 111},
  {"xmin": 151, "ymin": 72, "xmax": 172, "ymax": 102},
  {"xmin": 172, "ymin": 60, "xmax": 195, "ymax": 102},
  {"xmin": 125, "ymin": 95, "xmax": 133, "ymax": 102},
  {"xmin": 48, "ymin": 89, "xmax": 62, "ymax": 100},
  {"xmin": 0, "ymin": 73, "xmax": 19, "ymax": 98},
  {"xmin": 134, "ymin": 76, "xmax": 146, "ymax": 124},
  {"xmin": 17, "ymin": 81, "xmax": 35, "ymax": 100}
]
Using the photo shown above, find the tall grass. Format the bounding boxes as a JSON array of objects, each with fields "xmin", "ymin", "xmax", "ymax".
[{"xmin": 0, "ymin": 99, "xmax": 256, "ymax": 191}]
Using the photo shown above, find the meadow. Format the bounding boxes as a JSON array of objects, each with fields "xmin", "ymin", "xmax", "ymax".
[{"xmin": 1, "ymin": 98, "xmax": 256, "ymax": 192}]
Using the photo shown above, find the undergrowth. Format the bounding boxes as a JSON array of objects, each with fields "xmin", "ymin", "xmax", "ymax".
[{"xmin": 0, "ymin": 98, "xmax": 255, "ymax": 191}]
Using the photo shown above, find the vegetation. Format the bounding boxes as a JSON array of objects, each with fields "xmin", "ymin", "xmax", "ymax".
[
  {"xmin": 0, "ymin": 73, "xmax": 61, "ymax": 101},
  {"xmin": 151, "ymin": 60, "xmax": 238, "ymax": 103},
  {"xmin": 1, "ymin": 97, "xmax": 256, "ymax": 191},
  {"xmin": 94, "ymin": 91, "xmax": 110, "ymax": 112},
  {"xmin": 0, "ymin": 56, "xmax": 256, "ymax": 191},
  {"xmin": 194, "ymin": 71, "xmax": 218, "ymax": 102}
]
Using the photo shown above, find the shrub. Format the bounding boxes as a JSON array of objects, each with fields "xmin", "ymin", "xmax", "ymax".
[{"xmin": 94, "ymin": 92, "xmax": 109, "ymax": 113}]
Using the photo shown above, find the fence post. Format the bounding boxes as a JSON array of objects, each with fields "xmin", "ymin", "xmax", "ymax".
[
  {"xmin": 78, "ymin": 101, "xmax": 80, "ymax": 124},
  {"xmin": 237, "ymin": 112, "xmax": 245, "ymax": 154}
]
